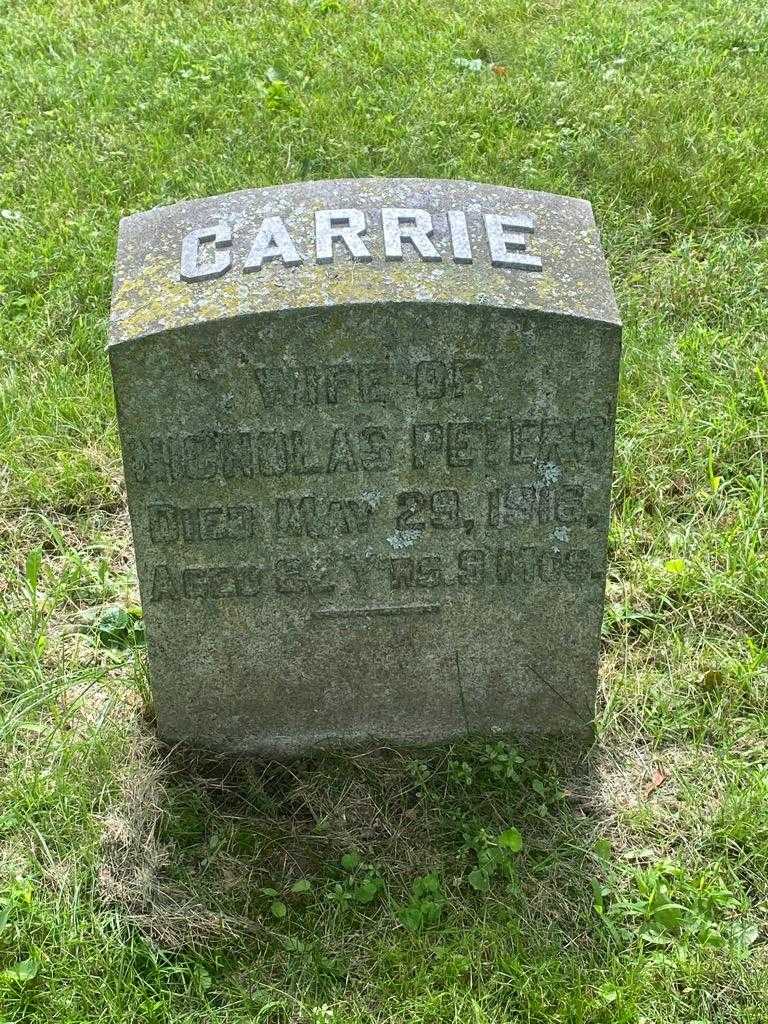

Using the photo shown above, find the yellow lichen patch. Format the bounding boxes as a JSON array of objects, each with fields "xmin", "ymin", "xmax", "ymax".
[{"xmin": 109, "ymin": 245, "xmax": 606, "ymax": 345}]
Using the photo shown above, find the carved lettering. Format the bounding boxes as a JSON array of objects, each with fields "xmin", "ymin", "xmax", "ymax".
[
  {"xmin": 395, "ymin": 490, "xmax": 462, "ymax": 531},
  {"xmin": 275, "ymin": 495, "xmax": 374, "ymax": 538},
  {"xmin": 179, "ymin": 207, "xmax": 543, "ymax": 279},
  {"xmin": 275, "ymin": 557, "xmax": 335, "ymax": 594},
  {"xmin": 496, "ymin": 547, "xmax": 591, "ymax": 585},
  {"xmin": 382, "ymin": 208, "xmax": 441, "ymax": 262},
  {"xmin": 151, "ymin": 564, "xmax": 179, "ymax": 602},
  {"xmin": 447, "ymin": 210, "xmax": 473, "ymax": 264},
  {"xmin": 126, "ymin": 416, "xmax": 605, "ymax": 487},
  {"xmin": 483, "ymin": 212, "xmax": 542, "ymax": 271},
  {"xmin": 412, "ymin": 423, "xmax": 444, "ymax": 469},
  {"xmin": 149, "ymin": 504, "xmax": 256, "ymax": 544},
  {"xmin": 315, "ymin": 208, "xmax": 371, "ymax": 263},
  {"xmin": 150, "ymin": 563, "xmax": 264, "ymax": 601},
  {"xmin": 244, "ymin": 216, "xmax": 302, "ymax": 271},
  {"xmin": 254, "ymin": 363, "xmax": 391, "ymax": 409},
  {"xmin": 487, "ymin": 485, "xmax": 586, "ymax": 529},
  {"xmin": 180, "ymin": 223, "xmax": 232, "ymax": 282},
  {"xmin": 413, "ymin": 358, "xmax": 482, "ymax": 400},
  {"xmin": 389, "ymin": 555, "xmax": 446, "ymax": 589},
  {"xmin": 147, "ymin": 543, "xmax": 594, "ymax": 603},
  {"xmin": 327, "ymin": 429, "xmax": 359, "ymax": 473}
]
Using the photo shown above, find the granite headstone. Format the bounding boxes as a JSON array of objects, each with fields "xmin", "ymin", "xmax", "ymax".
[{"xmin": 108, "ymin": 178, "xmax": 621, "ymax": 756}]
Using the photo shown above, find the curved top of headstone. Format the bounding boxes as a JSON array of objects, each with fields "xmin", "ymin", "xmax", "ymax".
[{"xmin": 109, "ymin": 177, "xmax": 620, "ymax": 346}]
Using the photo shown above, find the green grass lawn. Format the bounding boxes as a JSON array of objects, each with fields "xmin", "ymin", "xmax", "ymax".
[{"xmin": 1, "ymin": 0, "xmax": 767, "ymax": 1021}]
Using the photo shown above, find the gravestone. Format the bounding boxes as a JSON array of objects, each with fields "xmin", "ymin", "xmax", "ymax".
[{"xmin": 108, "ymin": 178, "xmax": 621, "ymax": 756}]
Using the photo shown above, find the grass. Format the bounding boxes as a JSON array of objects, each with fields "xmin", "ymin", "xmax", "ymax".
[{"xmin": 1, "ymin": 0, "xmax": 767, "ymax": 1021}]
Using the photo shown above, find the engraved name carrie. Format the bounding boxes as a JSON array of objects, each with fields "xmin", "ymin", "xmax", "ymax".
[{"xmin": 180, "ymin": 207, "xmax": 542, "ymax": 282}]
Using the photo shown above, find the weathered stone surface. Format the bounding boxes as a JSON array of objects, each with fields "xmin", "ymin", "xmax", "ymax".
[{"xmin": 108, "ymin": 177, "xmax": 621, "ymax": 756}]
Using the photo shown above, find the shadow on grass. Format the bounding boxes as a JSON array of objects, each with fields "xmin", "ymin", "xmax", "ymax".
[{"xmin": 100, "ymin": 727, "xmax": 621, "ymax": 1012}]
